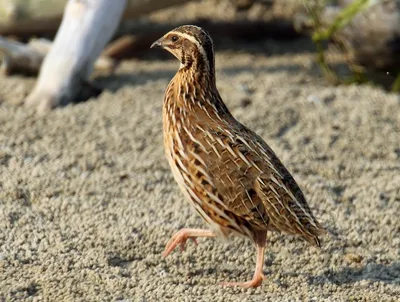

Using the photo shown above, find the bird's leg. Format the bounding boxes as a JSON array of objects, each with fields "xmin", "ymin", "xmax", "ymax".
[
  {"xmin": 162, "ymin": 228, "xmax": 216, "ymax": 257},
  {"xmin": 220, "ymin": 231, "xmax": 267, "ymax": 289}
]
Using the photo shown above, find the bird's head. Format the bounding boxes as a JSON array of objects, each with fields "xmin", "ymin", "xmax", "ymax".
[{"xmin": 151, "ymin": 25, "xmax": 215, "ymax": 74}]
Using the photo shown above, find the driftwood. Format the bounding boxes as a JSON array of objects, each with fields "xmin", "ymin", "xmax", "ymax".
[
  {"xmin": 0, "ymin": 37, "xmax": 115, "ymax": 75},
  {"xmin": 0, "ymin": 0, "xmax": 65, "ymax": 36},
  {"xmin": 24, "ymin": 0, "xmax": 126, "ymax": 114},
  {"xmin": 1, "ymin": 17, "xmax": 300, "ymax": 74},
  {"xmin": 0, "ymin": 0, "xmax": 191, "ymax": 37},
  {"xmin": 0, "ymin": 37, "xmax": 44, "ymax": 75}
]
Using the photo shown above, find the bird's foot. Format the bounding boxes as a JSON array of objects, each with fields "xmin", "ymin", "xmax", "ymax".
[
  {"xmin": 162, "ymin": 228, "xmax": 215, "ymax": 257},
  {"xmin": 162, "ymin": 229, "xmax": 199, "ymax": 257},
  {"xmin": 220, "ymin": 273, "xmax": 264, "ymax": 289}
]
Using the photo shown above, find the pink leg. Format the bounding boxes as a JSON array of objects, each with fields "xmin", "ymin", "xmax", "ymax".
[
  {"xmin": 221, "ymin": 231, "xmax": 267, "ymax": 289},
  {"xmin": 162, "ymin": 228, "xmax": 215, "ymax": 257}
]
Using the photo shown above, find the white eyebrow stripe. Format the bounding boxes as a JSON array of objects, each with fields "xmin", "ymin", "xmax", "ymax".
[{"xmin": 169, "ymin": 31, "xmax": 210, "ymax": 70}]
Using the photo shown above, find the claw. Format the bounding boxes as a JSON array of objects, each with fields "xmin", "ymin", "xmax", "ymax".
[
  {"xmin": 220, "ymin": 273, "xmax": 264, "ymax": 288},
  {"xmin": 162, "ymin": 228, "xmax": 215, "ymax": 257}
]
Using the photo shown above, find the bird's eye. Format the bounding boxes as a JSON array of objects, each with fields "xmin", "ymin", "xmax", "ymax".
[{"xmin": 171, "ymin": 35, "xmax": 179, "ymax": 42}]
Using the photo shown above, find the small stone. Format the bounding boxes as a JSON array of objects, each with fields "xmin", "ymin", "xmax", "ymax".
[
  {"xmin": 344, "ymin": 253, "xmax": 363, "ymax": 264},
  {"xmin": 240, "ymin": 98, "xmax": 252, "ymax": 108},
  {"xmin": 307, "ymin": 94, "xmax": 321, "ymax": 104}
]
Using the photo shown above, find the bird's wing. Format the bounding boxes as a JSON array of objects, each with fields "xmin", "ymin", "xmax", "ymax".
[{"xmin": 186, "ymin": 118, "xmax": 324, "ymax": 244}]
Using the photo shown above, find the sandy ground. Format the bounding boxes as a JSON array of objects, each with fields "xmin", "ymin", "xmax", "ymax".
[{"xmin": 0, "ymin": 27, "xmax": 399, "ymax": 302}]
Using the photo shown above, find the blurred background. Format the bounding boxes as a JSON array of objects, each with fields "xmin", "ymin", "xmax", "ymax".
[
  {"xmin": 1, "ymin": 0, "xmax": 399, "ymax": 94},
  {"xmin": 0, "ymin": 1, "xmax": 399, "ymax": 301}
]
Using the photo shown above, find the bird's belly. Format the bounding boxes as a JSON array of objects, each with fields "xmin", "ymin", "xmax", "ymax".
[{"xmin": 164, "ymin": 142, "xmax": 231, "ymax": 237}]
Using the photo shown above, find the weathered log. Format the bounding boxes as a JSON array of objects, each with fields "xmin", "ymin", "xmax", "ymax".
[
  {"xmin": 0, "ymin": 37, "xmax": 115, "ymax": 75},
  {"xmin": 0, "ymin": 36, "xmax": 44, "ymax": 75},
  {"xmin": 0, "ymin": 0, "xmax": 191, "ymax": 37},
  {"xmin": 24, "ymin": 0, "xmax": 126, "ymax": 114}
]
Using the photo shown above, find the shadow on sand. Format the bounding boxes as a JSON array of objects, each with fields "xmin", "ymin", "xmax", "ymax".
[{"xmin": 308, "ymin": 262, "xmax": 400, "ymax": 285}]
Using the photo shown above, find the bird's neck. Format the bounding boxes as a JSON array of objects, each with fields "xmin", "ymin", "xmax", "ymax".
[
  {"xmin": 167, "ymin": 67, "xmax": 229, "ymax": 117},
  {"xmin": 178, "ymin": 65, "xmax": 216, "ymax": 91},
  {"xmin": 180, "ymin": 53, "xmax": 215, "ymax": 79}
]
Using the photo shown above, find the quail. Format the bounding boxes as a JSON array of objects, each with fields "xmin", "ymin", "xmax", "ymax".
[{"xmin": 151, "ymin": 25, "xmax": 325, "ymax": 288}]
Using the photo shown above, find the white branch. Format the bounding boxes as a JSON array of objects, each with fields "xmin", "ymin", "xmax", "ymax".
[
  {"xmin": 24, "ymin": 0, "xmax": 126, "ymax": 114},
  {"xmin": 0, "ymin": 36, "xmax": 45, "ymax": 75}
]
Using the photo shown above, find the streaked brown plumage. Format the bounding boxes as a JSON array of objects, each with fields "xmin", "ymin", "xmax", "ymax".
[{"xmin": 151, "ymin": 25, "xmax": 325, "ymax": 288}]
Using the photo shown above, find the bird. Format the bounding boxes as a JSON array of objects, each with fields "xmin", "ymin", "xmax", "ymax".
[{"xmin": 150, "ymin": 25, "xmax": 326, "ymax": 288}]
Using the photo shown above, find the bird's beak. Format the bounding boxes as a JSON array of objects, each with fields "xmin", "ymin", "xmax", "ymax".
[{"xmin": 150, "ymin": 38, "xmax": 163, "ymax": 49}]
